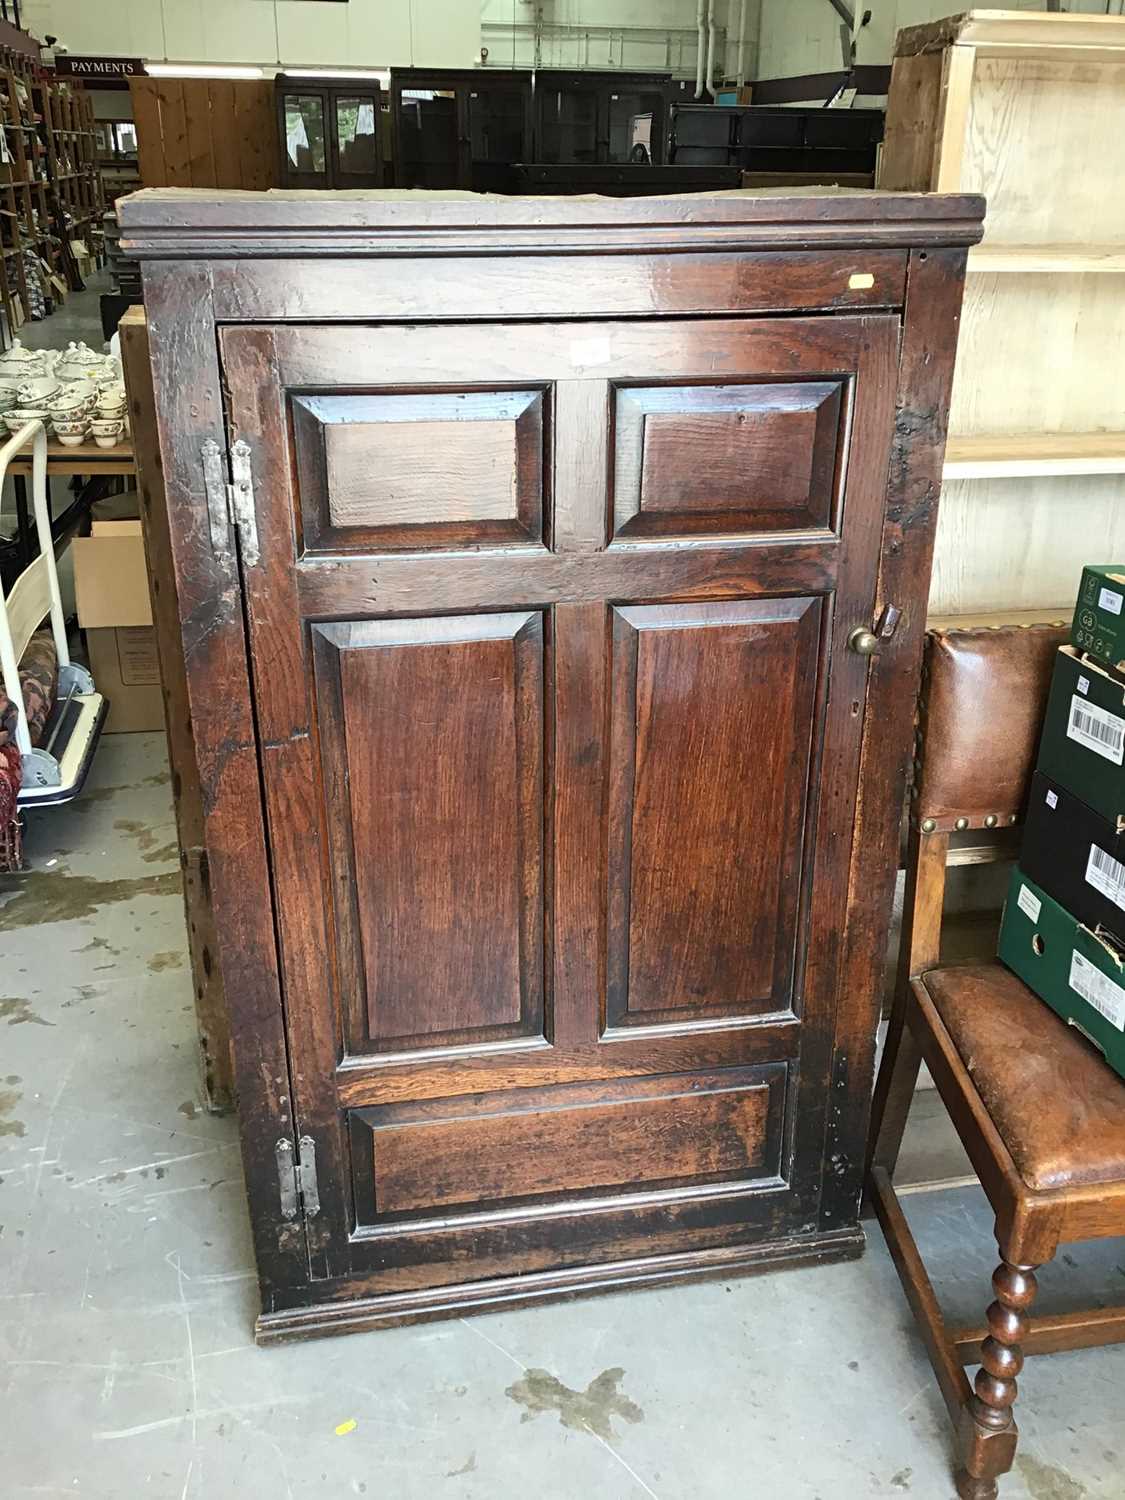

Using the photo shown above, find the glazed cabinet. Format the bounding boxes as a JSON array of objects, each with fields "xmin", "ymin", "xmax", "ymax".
[{"xmin": 119, "ymin": 188, "xmax": 981, "ymax": 1340}]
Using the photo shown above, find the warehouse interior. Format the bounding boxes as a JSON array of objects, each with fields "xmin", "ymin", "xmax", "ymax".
[{"xmin": 2, "ymin": 4, "xmax": 1125, "ymax": 1499}]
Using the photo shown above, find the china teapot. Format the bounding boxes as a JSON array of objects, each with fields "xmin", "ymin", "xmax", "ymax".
[
  {"xmin": 0, "ymin": 338, "xmax": 49, "ymax": 382},
  {"xmin": 16, "ymin": 373, "xmax": 60, "ymax": 405},
  {"xmin": 54, "ymin": 340, "xmax": 104, "ymax": 384}
]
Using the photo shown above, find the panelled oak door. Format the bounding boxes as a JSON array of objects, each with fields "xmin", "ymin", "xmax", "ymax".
[{"xmin": 219, "ymin": 313, "xmax": 898, "ymax": 1296}]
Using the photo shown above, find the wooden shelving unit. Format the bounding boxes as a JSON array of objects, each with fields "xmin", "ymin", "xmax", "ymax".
[
  {"xmin": 35, "ymin": 73, "xmax": 106, "ymax": 270},
  {"xmin": 0, "ymin": 49, "xmax": 58, "ymax": 327},
  {"xmin": 880, "ymin": 8, "xmax": 1125, "ymax": 615}
]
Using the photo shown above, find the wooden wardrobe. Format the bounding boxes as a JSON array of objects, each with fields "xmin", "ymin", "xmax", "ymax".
[{"xmin": 118, "ymin": 188, "xmax": 981, "ymax": 1341}]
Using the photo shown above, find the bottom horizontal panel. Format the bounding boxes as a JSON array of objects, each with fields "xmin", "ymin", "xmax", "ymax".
[
  {"xmin": 257, "ymin": 1227, "xmax": 866, "ymax": 1343},
  {"xmin": 349, "ymin": 1065, "xmax": 787, "ymax": 1228}
]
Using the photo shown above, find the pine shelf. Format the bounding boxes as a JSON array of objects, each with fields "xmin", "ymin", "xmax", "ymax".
[
  {"xmin": 943, "ymin": 433, "xmax": 1125, "ymax": 480},
  {"xmin": 968, "ymin": 244, "xmax": 1125, "ymax": 274}
]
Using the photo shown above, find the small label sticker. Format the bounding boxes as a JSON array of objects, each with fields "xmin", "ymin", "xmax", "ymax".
[
  {"xmin": 848, "ymin": 272, "xmax": 875, "ymax": 290},
  {"xmin": 1045, "ymin": 789, "xmax": 1059, "ymax": 809},
  {"xmin": 1098, "ymin": 586, "xmax": 1123, "ymax": 616},
  {"xmin": 1067, "ymin": 693, "xmax": 1125, "ymax": 765},
  {"xmin": 1077, "ymin": 675, "xmax": 1090, "ymax": 695},
  {"xmin": 569, "ymin": 335, "xmax": 612, "ymax": 369},
  {"xmin": 1069, "ymin": 951, "xmax": 1125, "ymax": 1031},
  {"xmin": 1086, "ymin": 843, "xmax": 1125, "ymax": 912},
  {"xmin": 1016, "ymin": 884, "xmax": 1042, "ymax": 922}
]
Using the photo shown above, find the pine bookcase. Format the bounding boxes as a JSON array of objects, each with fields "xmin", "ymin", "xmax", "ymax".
[{"xmin": 880, "ymin": 9, "xmax": 1125, "ymax": 615}]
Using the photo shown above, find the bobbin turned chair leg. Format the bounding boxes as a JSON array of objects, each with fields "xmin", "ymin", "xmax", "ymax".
[{"xmin": 953, "ymin": 1258, "xmax": 1039, "ymax": 1500}]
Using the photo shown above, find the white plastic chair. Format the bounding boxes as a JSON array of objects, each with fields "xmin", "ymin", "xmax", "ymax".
[{"xmin": 0, "ymin": 420, "xmax": 107, "ymax": 804}]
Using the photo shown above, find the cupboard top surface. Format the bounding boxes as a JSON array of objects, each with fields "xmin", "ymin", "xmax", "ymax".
[{"xmin": 117, "ymin": 186, "xmax": 985, "ymax": 258}]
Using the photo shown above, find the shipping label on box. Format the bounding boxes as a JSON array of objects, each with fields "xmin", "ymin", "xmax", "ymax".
[
  {"xmin": 116, "ymin": 626, "xmax": 160, "ymax": 686},
  {"xmin": 999, "ymin": 867, "xmax": 1125, "ymax": 1082},
  {"xmin": 1037, "ymin": 645, "xmax": 1125, "ymax": 825},
  {"xmin": 1072, "ymin": 564, "xmax": 1125, "ymax": 674},
  {"xmin": 85, "ymin": 626, "xmax": 164, "ymax": 733},
  {"xmin": 1022, "ymin": 771, "xmax": 1125, "ymax": 944}
]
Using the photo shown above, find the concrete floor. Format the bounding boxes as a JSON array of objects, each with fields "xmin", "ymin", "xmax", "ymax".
[{"xmin": 3, "ymin": 730, "xmax": 1125, "ymax": 1500}]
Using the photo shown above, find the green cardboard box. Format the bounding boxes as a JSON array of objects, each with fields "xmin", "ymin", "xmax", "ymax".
[
  {"xmin": 1072, "ymin": 564, "xmax": 1125, "ymax": 674},
  {"xmin": 1037, "ymin": 645, "xmax": 1125, "ymax": 827},
  {"xmin": 998, "ymin": 868, "xmax": 1125, "ymax": 1083}
]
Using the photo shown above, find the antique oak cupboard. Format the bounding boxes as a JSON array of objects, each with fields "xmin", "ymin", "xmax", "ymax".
[{"xmin": 118, "ymin": 188, "xmax": 982, "ymax": 1341}]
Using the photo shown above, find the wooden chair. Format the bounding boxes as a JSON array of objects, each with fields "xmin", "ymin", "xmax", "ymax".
[{"xmin": 867, "ymin": 621, "xmax": 1125, "ymax": 1500}]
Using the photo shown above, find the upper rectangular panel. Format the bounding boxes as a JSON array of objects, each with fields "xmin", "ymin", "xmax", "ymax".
[
  {"xmin": 293, "ymin": 388, "xmax": 546, "ymax": 553},
  {"xmin": 613, "ymin": 380, "xmax": 845, "ymax": 539}
]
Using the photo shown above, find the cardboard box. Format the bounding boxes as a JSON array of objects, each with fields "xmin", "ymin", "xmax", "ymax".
[
  {"xmin": 998, "ymin": 868, "xmax": 1125, "ymax": 1083},
  {"xmin": 1038, "ymin": 645, "xmax": 1125, "ymax": 827},
  {"xmin": 73, "ymin": 519, "xmax": 163, "ymax": 732},
  {"xmin": 1022, "ymin": 771, "xmax": 1125, "ymax": 942},
  {"xmin": 73, "ymin": 520, "xmax": 152, "ymax": 629},
  {"xmin": 85, "ymin": 627, "xmax": 164, "ymax": 733},
  {"xmin": 1072, "ymin": 563, "xmax": 1125, "ymax": 674}
]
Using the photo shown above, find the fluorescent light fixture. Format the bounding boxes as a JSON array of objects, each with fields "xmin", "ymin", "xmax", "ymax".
[
  {"xmin": 285, "ymin": 68, "xmax": 390, "ymax": 84},
  {"xmin": 146, "ymin": 63, "xmax": 265, "ymax": 79}
]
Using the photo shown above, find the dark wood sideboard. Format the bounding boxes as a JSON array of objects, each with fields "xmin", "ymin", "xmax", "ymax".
[{"xmin": 118, "ymin": 187, "xmax": 983, "ymax": 1342}]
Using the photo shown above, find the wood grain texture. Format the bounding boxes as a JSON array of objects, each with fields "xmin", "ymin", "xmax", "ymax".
[
  {"xmin": 316, "ymin": 613, "xmax": 545, "ymax": 1053},
  {"xmin": 963, "ymin": 57, "xmax": 1125, "ymax": 249},
  {"xmin": 204, "ymin": 253, "xmax": 911, "ymax": 326},
  {"xmin": 208, "ymin": 82, "xmax": 241, "ymax": 189},
  {"xmin": 119, "ymin": 306, "xmax": 233, "ymax": 1113},
  {"xmin": 606, "ymin": 599, "xmax": 821, "ymax": 1028},
  {"xmin": 158, "ymin": 82, "xmax": 190, "ymax": 186},
  {"xmin": 130, "ymin": 80, "xmax": 165, "ymax": 189},
  {"xmin": 129, "ymin": 191, "xmax": 976, "ymax": 1336},
  {"xmin": 129, "ymin": 79, "xmax": 277, "ymax": 189},
  {"xmin": 878, "ymin": 51, "xmax": 943, "ymax": 192},
  {"xmin": 930, "ymin": 474, "xmax": 1125, "ymax": 615},
  {"xmin": 183, "ymin": 81, "xmax": 216, "ymax": 189},
  {"xmin": 942, "ymin": 432, "xmax": 1125, "ymax": 479},
  {"xmin": 255, "ymin": 1228, "xmax": 864, "ymax": 1340},
  {"xmin": 820, "ymin": 249, "xmax": 968, "ymax": 1237},
  {"xmin": 291, "ymin": 388, "xmax": 544, "ymax": 552},
  {"xmin": 357, "ymin": 1068, "xmax": 781, "ymax": 1219},
  {"xmin": 326, "ymin": 419, "xmax": 516, "ymax": 525},
  {"xmin": 949, "ymin": 274, "xmax": 1125, "ymax": 438},
  {"xmin": 612, "ymin": 381, "xmax": 843, "ymax": 539},
  {"xmin": 139, "ymin": 262, "xmax": 303, "ymax": 1291},
  {"xmin": 901, "ymin": 36, "xmax": 1125, "ymax": 629},
  {"xmin": 118, "ymin": 190, "xmax": 984, "ymax": 261}
]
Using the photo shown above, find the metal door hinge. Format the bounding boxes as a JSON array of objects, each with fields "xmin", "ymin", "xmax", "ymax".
[
  {"xmin": 275, "ymin": 1135, "xmax": 321, "ymax": 1221},
  {"xmin": 201, "ymin": 437, "xmax": 260, "ymax": 568}
]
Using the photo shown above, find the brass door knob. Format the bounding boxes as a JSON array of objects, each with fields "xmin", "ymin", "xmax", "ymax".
[{"xmin": 848, "ymin": 627, "xmax": 880, "ymax": 656}]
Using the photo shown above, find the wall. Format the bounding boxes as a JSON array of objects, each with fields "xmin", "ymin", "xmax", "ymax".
[
  {"xmin": 17, "ymin": 0, "xmax": 481, "ymax": 70},
  {"xmin": 756, "ymin": 0, "xmax": 1110, "ymax": 80},
  {"xmin": 19, "ymin": 0, "xmax": 757, "ymax": 81},
  {"xmin": 480, "ymin": 0, "xmax": 758, "ymax": 81}
]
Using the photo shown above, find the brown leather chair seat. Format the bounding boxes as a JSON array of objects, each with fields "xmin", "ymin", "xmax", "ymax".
[{"xmin": 920, "ymin": 962, "xmax": 1125, "ymax": 1192}]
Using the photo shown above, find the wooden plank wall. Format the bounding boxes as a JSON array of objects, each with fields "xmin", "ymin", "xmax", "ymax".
[{"xmin": 130, "ymin": 78, "xmax": 276, "ymax": 189}]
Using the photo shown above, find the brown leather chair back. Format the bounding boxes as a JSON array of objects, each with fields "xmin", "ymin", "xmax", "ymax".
[{"xmin": 913, "ymin": 622, "xmax": 1068, "ymax": 833}]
